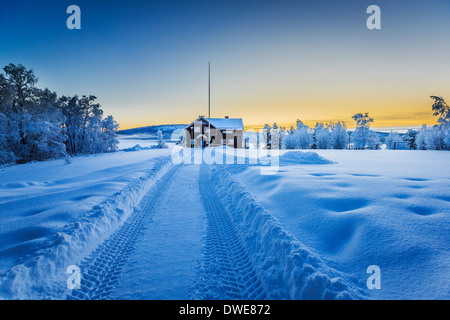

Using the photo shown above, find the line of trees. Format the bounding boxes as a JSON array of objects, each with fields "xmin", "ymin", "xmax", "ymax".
[
  {"xmin": 385, "ymin": 96, "xmax": 450, "ymax": 150},
  {"xmin": 0, "ymin": 64, "xmax": 119, "ymax": 165},
  {"xmin": 262, "ymin": 96, "xmax": 450, "ymax": 151},
  {"xmin": 263, "ymin": 113, "xmax": 379, "ymax": 150},
  {"xmin": 279, "ymin": 120, "xmax": 352, "ymax": 150}
]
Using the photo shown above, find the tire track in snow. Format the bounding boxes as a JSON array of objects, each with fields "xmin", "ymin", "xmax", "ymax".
[
  {"xmin": 192, "ymin": 165, "xmax": 266, "ymax": 300},
  {"xmin": 213, "ymin": 165, "xmax": 368, "ymax": 300},
  {"xmin": 67, "ymin": 165, "xmax": 180, "ymax": 300}
]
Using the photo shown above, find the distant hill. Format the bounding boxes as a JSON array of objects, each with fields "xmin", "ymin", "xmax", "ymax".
[
  {"xmin": 118, "ymin": 124, "xmax": 186, "ymax": 135},
  {"xmin": 118, "ymin": 124, "xmax": 187, "ymax": 141}
]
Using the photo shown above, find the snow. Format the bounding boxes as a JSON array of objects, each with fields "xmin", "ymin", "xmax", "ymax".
[
  {"xmin": 122, "ymin": 144, "xmax": 151, "ymax": 152},
  {"xmin": 212, "ymin": 166, "xmax": 367, "ymax": 299},
  {"xmin": 110, "ymin": 165, "xmax": 206, "ymax": 299},
  {"xmin": 0, "ymin": 133, "xmax": 449, "ymax": 300},
  {"xmin": 226, "ymin": 150, "xmax": 450, "ymax": 299},
  {"xmin": 271, "ymin": 151, "xmax": 335, "ymax": 165},
  {"xmin": 0, "ymin": 146, "xmax": 172, "ymax": 299},
  {"xmin": 117, "ymin": 134, "xmax": 158, "ymax": 150},
  {"xmin": 205, "ymin": 118, "xmax": 244, "ymax": 130}
]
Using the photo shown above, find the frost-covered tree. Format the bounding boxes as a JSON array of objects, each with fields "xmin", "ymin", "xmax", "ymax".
[
  {"xmin": 296, "ymin": 119, "xmax": 308, "ymax": 130},
  {"xmin": 261, "ymin": 124, "xmax": 271, "ymax": 149},
  {"xmin": 60, "ymin": 94, "xmax": 118, "ymax": 155},
  {"xmin": 329, "ymin": 122, "xmax": 348, "ymax": 149},
  {"xmin": 415, "ymin": 125, "xmax": 428, "ymax": 150},
  {"xmin": 61, "ymin": 95, "xmax": 120, "ymax": 155},
  {"xmin": 415, "ymin": 124, "xmax": 450, "ymax": 151},
  {"xmin": 0, "ymin": 113, "xmax": 16, "ymax": 164},
  {"xmin": 296, "ymin": 126, "xmax": 313, "ymax": 149},
  {"xmin": 280, "ymin": 120, "xmax": 313, "ymax": 149},
  {"xmin": 403, "ymin": 129, "xmax": 417, "ymax": 150},
  {"xmin": 101, "ymin": 115, "xmax": 120, "ymax": 152},
  {"xmin": 424, "ymin": 125, "xmax": 447, "ymax": 150},
  {"xmin": 21, "ymin": 113, "xmax": 66, "ymax": 161},
  {"xmin": 366, "ymin": 130, "xmax": 381, "ymax": 150},
  {"xmin": 311, "ymin": 123, "xmax": 321, "ymax": 149},
  {"xmin": 426, "ymin": 96, "xmax": 450, "ymax": 150},
  {"xmin": 409, "ymin": 96, "xmax": 450, "ymax": 151},
  {"xmin": 351, "ymin": 113, "xmax": 374, "ymax": 149},
  {"xmin": 282, "ymin": 131, "xmax": 297, "ymax": 149},
  {"xmin": 156, "ymin": 129, "xmax": 167, "ymax": 149},
  {"xmin": 445, "ymin": 127, "xmax": 450, "ymax": 148},
  {"xmin": 80, "ymin": 95, "xmax": 103, "ymax": 154},
  {"xmin": 0, "ymin": 75, "xmax": 17, "ymax": 164},
  {"xmin": 430, "ymin": 96, "xmax": 450, "ymax": 125},
  {"xmin": 278, "ymin": 126, "xmax": 286, "ymax": 148},
  {"xmin": 0, "ymin": 74, "xmax": 14, "ymax": 114},
  {"xmin": 313, "ymin": 123, "xmax": 330, "ymax": 149},
  {"xmin": 1, "ymin": 64, "xmax": 39, "ymax": 158},
  {"xmin": 88, "ymin": 114, "xmax": 103, "ymax": 154},
  {"xmin": 271, "ymin": 123, "xmax": 280, "ymax": 149},
  {"xmin": 0, "ymin": 64, "xmax": 66, "ymax": 163},
  {"xmin": 25, "ymin": 88, "xmax": 66, "ymax": 161},
  {"xmin": 2, "ymin": 63, "xmax": 38, "ymax": 115},
  {"xmin": 288, "ymin": 126, "xmax": 295, "ymax": 135},
  {"xmin": 385, "ymin": 131, "xmax": 403, "ymax": 150}
]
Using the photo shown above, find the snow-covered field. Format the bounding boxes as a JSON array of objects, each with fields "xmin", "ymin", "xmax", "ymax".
[
  {"xmin": 225, "ymin": 150, "xmax": 450, "ymax": 299},
  {"xmin": 0, "ymin": 146, "xmax": 172, "ymax": 299},
  {"xmin": 0, "ymin": 136, "xmax": 448, "ymax": 300},
  {"xmin": 117, "ymin": 133, "xmax": 160, "ymax": 150}
]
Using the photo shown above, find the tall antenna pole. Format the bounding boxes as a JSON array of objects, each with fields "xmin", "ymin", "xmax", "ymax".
[{"xmin": 208, "ymin": 61, "xmax": 210, "ymax": 118}]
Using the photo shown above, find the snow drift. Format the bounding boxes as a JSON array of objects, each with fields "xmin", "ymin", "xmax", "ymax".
[
  {"xmin": 277, "ymin": 151, "xmax": 336, "ymax": 165},
  {"xmin": 213, "ymin": 166, "xmax": 367, "ymax": 299}
]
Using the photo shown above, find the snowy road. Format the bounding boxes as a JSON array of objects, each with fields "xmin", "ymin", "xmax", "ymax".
[
  {"xmin": 110, "ymin": 164, "xmax": 207, "ymax": 299},
  {"xmin": 68, "ymin": 164, "xmax": 267, "ymax": 300},
  {"xmin": 67, "ymin": 164, "xmax": 200, "ymax": 299}
]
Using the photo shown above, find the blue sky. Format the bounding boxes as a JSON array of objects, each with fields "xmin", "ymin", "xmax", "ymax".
[{"xmin": 1, "ymin": 0, "xmax": 450, "ymax": 129}]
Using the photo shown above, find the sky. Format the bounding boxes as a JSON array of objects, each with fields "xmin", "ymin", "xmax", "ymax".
[{"xmin": 1, "ymin": 0, "xmax": 450, "ymax": 130}]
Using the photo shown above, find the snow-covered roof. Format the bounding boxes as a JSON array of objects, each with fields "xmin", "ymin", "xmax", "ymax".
[
  {"xmin": 205, "ymin": 118, "xmax": 244, "ymax": 130},
  {"xmin": 186, "ymin": 116, "xmax": 244, "ymax": 130}
]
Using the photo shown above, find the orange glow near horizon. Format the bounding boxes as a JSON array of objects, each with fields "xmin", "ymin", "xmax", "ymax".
[
  {"xmin": 116, "ymin": 94, "xmax": 443, "ymax": 131},
  {"xmin": 110, "ymin": 44, "xmax": 450, "ymax": 132},
  {"xmin": 118, "ymin": 111, "xmax": 439, "ymax": 131}
]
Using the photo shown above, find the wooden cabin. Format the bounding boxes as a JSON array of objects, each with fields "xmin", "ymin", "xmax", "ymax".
[{"xmin": 185, "ymin": 116, "xmax": 244, "ymax": 148}]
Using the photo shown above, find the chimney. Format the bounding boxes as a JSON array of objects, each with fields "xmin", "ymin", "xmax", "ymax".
[{"xmin": 225, "ymin": 116, "xmax": 229, "ymax": 119}]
